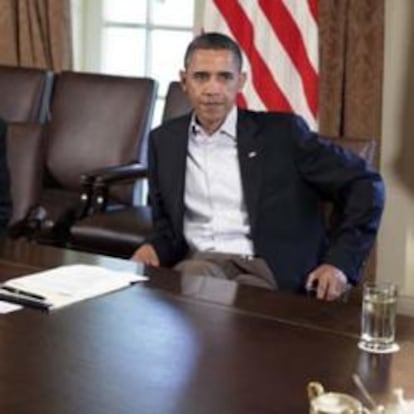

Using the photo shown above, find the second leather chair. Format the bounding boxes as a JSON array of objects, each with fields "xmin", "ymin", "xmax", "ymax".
[
  {"xmin": 27, "ymin": 71, "xmax": 157, "ymax": 245},
  {"xmin": 70, "ymin": 81, "xmax": 192, "ymax": 257}
]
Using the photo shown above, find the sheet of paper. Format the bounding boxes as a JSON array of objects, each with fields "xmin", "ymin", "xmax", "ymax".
[
  {"xmin": 3, "ymin": 264, "xmax": 148, "ymax": 310},
  {"xmin": 0, "ymin": 300, "xmax": 22, "ymax": 314}
]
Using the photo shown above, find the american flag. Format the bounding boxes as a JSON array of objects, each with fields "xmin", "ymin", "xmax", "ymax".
[{"xmin": 203, "ymin": 0, "xmax": 319, "ymax": 130}]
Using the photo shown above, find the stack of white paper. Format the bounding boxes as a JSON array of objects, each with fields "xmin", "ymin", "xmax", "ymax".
[{"xmin": 1, "ymin": 264, "xmax": 148, "ymax": 310}]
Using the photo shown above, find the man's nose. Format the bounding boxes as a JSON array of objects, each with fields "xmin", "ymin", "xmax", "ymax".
[{"xmin": 203, "ymin": 77, "xmax": 221, "ymax": 94}]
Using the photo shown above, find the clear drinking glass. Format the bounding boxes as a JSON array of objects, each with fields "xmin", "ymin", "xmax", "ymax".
[{"xmin": 358, "ymin": 282, "xmax": 399, "ymax": 353}]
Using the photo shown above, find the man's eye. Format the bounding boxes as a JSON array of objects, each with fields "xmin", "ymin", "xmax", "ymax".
[
  {"xmin": 219, "ymin": 73, "xmax": 233, "ymax": 81},
  {"xmin": 194, "ymin": 73, "xmax": 208, "ymax": 81}
]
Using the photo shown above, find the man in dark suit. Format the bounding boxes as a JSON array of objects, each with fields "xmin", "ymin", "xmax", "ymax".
[
  {"xmin": 131, "ymin": 32, "xmax": 384, "ymax": 300},
  {"xmin": 0, "ymin": 118, "xmax": 11, "ymax": 235}
]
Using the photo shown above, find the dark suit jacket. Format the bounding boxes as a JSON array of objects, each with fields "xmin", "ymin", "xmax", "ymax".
[
  {"xmin": 0, "ymin": 118, "xmax": 11, "ymax": 234},
  {"xmin": 146, "ymin": 110, "xmax": 384, "ymax": 292}
]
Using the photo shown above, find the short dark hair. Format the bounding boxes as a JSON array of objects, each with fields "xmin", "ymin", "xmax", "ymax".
[{"xmin": 184, "ymin": 32, "xmax": 243, "ymax": 71}]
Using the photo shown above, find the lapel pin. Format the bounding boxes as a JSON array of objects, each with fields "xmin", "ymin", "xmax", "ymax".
[{"xmin": 248, "ymin": 151, "xmax": 257, "ymax": 158}]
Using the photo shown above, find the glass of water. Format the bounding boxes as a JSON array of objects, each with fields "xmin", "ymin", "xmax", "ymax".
[{"xmin": 358, "ymin": 282, "xmax": 399, "ymax": 353}]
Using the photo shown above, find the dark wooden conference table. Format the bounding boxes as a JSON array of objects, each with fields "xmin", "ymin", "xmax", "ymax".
[{"xmin": 0, "ymin": 240, "xmax": 413, "ymax": 414}]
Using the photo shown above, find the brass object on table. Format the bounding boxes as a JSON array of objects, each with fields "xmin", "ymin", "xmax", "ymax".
[{"xmin": 308, "ymin": 381, "xmax": 370, "ymax": 414}]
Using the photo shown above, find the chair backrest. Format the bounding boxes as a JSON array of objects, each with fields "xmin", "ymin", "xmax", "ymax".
[
  {"xmin": 162, "ymin": 81, "xmax": 192, "ymax": 122},
  {"xmin": 45, "ymin": 71, "xmax": 157, "ymax": 191},
  {"xmin": 323, "ymin": 136, "xmax": 378, "ymax": 285},
  {"xmin": 327, "ymin": 136, "xmax": 376, "ymax": 166},
  {"xmin": 0, "ymin": 65, "xmax": 53, "ymax": 123},
  {"xmin": 6, "ymin": 123, "xmax": 44, "ymax": 228},
  {"xmin": 321, "ymin": 136, "xmax": 377, "ymax": 220}
]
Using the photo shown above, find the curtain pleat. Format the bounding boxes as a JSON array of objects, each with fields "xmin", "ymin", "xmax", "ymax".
[
  {"xmin": 0, "ymin": 0, "xmax": 18, "ymax": 65},
  {"xmin": 319, "ymin": 0, "xmax": 384, "ymax": 140},
  {"xmin": 0, "ymin": 0, "xmax": 72, "ymax": 71}
]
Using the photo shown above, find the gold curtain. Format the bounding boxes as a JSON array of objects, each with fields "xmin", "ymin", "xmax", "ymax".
[
  {"xmin": 0, "ymin": 0, "xmax": 72, "ymax": 71},
  {"xmin": 319, "ymin": 0, "xmax": 384, "ymax": 140}
]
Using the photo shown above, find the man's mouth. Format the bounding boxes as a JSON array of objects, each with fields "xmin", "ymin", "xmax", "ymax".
[{"xmin": 201, "ymin": 102, "xmax": 223, "ymax": 107}]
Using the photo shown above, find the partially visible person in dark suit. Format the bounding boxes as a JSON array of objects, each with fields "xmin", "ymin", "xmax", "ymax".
[
  {"xmin": 0, "ymin": 118, "xmax": 11, "ymax": 235},
  {"xmin": 131, "ymin": 32, "xmax": 385, "ymax": 301}
]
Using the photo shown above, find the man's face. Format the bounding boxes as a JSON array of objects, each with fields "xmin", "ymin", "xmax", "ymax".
[{"xmin": 180, "ymin": 49, "xmax": 246, "ymax": 134}]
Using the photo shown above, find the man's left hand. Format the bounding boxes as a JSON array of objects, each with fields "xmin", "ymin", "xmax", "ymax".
[{"xmin": 306, "ymin": 264, "xmax": 348, "ymax": 301}]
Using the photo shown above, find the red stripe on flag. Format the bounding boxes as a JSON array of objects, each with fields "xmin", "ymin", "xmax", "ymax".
[
  {"xmin": 213, "ymin": 0, "xmax": 292, "ymax": 112},
  {"xmin": 237, "ymin": 92, "xmax": 248, "ymax": 108},
  {"xmin": 308, "ymin": 0, "xmax": 318, "ymax": 23},
  {"xmin": 259, "ymin": 0, "xmax": 318, "ymax": 118}
]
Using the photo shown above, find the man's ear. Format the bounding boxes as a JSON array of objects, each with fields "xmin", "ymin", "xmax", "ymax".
[
  {"xmin": 238, "ymin": 72, "xmax": 247, "ymax": 92},
  {"xmin": 179, "ymin": 70, "xmax": 187, "ymax": 92}
]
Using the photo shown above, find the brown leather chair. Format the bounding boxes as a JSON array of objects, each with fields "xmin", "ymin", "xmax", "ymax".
[
  {"xmin": 70, "ymin": 81, "xmax": 192, "ymax": 257},
  {"xmin": 26, "ymin": 71, "xmax": 157, "ymax": 245},
  {"xmin": 324, "ymin": 137, "xmax": 378, "ymax": 289},
  {"xmin": 0, "ymin": 65, "xmax": 53, "ymax": 123},
  {"xmin": 6, "ymin": 123, "xmax": 44, "ymax": 237}
]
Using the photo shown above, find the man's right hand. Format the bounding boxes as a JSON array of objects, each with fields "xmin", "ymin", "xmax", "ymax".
[{"xmin": 130, "ymin": 244, "xmax": 160, "ymax": 267}]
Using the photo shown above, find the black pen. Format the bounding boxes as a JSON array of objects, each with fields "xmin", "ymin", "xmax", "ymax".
[
  {"xmin": 0, "ymin": 289, "xmax": 52, "ymax": 310},
  {"xmin": 1, "ymin": 285, "xmax": 46, "ymax": 301}
]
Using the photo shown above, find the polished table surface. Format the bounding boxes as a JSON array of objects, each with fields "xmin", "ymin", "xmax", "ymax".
[{"xmin": 0, "ymin": 239, "xmax": 413, "ymax": 414}]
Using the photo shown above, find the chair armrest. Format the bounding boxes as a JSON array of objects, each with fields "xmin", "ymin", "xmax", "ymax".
[
  {"xmin": 81, "ymin": 163, "xmax": 149, "ymax": 215},
  {"xmin": 81, "ymin": 163, "xmax": 148, "ymax": 187}
]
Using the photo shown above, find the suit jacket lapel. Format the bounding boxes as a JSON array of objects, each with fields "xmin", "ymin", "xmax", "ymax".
[
  {"xmin": 237, "ymin": 110, "xmax": 262, "ymax": 233},
  {"xmin": 165, "ymin": 115, "xmax": 190, "ymax": 233}
]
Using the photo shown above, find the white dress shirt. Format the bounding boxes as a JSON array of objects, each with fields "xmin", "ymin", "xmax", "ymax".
[{"xmin": 183, "ymin": 106, "xmax": 254, "ymax": 255}]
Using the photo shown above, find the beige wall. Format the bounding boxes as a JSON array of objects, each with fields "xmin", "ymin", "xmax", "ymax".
[{"xmin": 378, "ymin": 0, "xmax": 414, "ymax": 315}]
